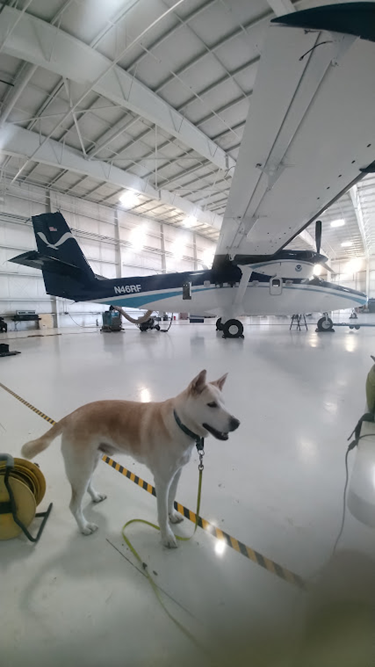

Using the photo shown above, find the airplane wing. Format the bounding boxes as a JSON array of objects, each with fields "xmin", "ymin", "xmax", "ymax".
[{"xmin": 215, "ymin": 3, "xmax": 375, "ymax": 264}]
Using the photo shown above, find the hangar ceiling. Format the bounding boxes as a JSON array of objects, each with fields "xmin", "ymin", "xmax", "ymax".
[{"xmin": 0, "ymin": 0, "xmax": 372, "ymax": 260}]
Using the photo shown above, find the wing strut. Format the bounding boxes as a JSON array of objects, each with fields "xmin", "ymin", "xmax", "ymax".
[{"xmin": 234, "ymin": 266, "xmax": 253, "ymax": 308}]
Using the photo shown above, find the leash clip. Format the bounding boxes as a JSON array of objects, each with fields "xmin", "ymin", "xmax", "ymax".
[
  {"xmin": 196, "ymin": 437, "xmax": 205, "ymax": 471},
  {"xmin": 198, "ymin": 449, "xmax": 205, "ymax": 472}
]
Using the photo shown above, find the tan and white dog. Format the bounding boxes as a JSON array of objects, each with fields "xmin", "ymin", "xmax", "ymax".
[{"xmin": 21, "ymin": 370, "xmax": 240, "ymax": 548}]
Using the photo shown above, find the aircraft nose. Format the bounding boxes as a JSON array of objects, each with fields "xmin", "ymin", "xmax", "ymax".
[{"xmin": 229, "ymin": 417, "xmax": 240, "ymax": 431}]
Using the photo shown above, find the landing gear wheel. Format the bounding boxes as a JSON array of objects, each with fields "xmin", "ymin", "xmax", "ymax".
[
  {"xmin": 216, "ymin": 317, "xmax": 223, "ymax": 331},
  {"xmin": 222, "ymin": 319, "xmax": 244, "ymax": 339},
  {"xmin": 317, "ymin": 316, "xmax": 334, "ymax": 332}
]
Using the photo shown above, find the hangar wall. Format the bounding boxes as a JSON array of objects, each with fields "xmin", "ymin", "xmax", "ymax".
[
  {"xmin": 0, "ymin": 180, "xmax": 216, "ymax": 330},
  {"xmin": 330, "ymin": 258, "xmax": 368, "ymax": 297}
]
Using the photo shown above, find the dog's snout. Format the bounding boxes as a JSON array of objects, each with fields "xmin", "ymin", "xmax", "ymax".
[{"xmin": 229, "ymin": 417, "xmax": 240, "ymax": 432}]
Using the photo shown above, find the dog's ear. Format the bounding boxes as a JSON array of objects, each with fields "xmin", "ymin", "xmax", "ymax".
[
  {"xmin": 189, "ymin": 369, "xmax": 207, "ymax": 395},
  {"xmin": 211, "ymin": 373, "xmax": 228, "ymax": 392}
]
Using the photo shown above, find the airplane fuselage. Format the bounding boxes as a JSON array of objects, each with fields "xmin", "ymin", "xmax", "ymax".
[
  {"xmin": 10, "ymin": 214, "xmax": 366, "ymax": 323},
  {"xmin": 64, "ymin": 258, "xmax": 366, "ymax": 317}
]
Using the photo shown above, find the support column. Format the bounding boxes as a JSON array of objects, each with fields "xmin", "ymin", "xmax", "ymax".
[
  {"xmin": 193, "ymin": 233, "xmax": 198, "ymax": 270},
  {"xmin": 160, "ymin": 223, "xmax": 166, "ymax": 273},
  {"xmin": 160, "ymin": 223, "xmax": 167, "ymax": 320},
  {"xmin": 114, "ymin": 208, "xmax": 122, "ymax": 278},
  {"xmin": 46, "ymin": 189, "xmax": 60, "ymax": 328},
  {"xmin": 366, "ymin": 259, "xmax": 370, "ymax": 299}
]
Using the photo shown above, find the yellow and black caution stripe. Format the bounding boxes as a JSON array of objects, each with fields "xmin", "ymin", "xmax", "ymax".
[
  {"xmin": 0, "ymin": 381, "xmax": 306, "ymax": 591},
  {"xmin": 0, "ymin": 382, "xmax": 55, "ymax": 424},
  {"xmin": 103, "ymin": 453, "xmax": 305, "ymax": 589}
]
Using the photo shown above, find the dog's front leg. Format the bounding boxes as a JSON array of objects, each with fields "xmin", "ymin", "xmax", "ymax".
[
  {"xmin": 154, "ymin": 475, "xmax": 177, "ymax": 548},
  {"xmin": 168, "ymin": 469, "xmax": 184, "ymax": 524}
]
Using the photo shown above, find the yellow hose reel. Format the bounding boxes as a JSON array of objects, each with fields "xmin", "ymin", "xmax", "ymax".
[{"xmin": 0, "ymin": 454, "xmax": 52, "ymax": 542}]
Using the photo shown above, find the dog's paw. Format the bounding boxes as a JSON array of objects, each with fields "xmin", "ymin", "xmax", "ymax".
[
  {"xmin": 169, "ymin": 511, "xmax": 184, "ymax": 524},
  {"xmin": 92, "ymin": 493, "xmax": 107, "ymax": 503},
  {"xmin": 81, "ymin": 522, "xmax": 98, "ymax": 535},
  {"xmin": 162, "ymin": 532, "xmax": 178, "ymax": 549}
]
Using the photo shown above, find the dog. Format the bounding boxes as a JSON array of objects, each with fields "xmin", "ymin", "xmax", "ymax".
[{"xmin": 21, "ymin": 370, "xmax": 240, "ymax": 548}]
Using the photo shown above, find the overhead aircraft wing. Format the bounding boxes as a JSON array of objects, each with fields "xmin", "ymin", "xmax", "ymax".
[{"xmin": 215, "ymin": 3, "xmax": 375, "ymax": 264}]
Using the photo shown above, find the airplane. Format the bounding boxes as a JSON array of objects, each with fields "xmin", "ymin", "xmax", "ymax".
[{"xmin": 10, "ymin": 2, "xmax": 375, "ymax": 339}]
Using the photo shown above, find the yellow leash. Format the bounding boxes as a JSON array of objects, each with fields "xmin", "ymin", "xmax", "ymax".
[{"xmin": 121, "ymin": 451, "xmax": 208, "ymax": 652}]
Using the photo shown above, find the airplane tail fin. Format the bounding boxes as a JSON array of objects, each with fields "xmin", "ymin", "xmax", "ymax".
[{"xmin": 9, "ymin": 212, "xmax": 96, "ymax": 299}]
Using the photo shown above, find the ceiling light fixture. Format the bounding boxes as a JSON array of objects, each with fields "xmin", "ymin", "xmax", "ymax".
[
  {"xmin": 119, "ymin": 190, "xmax": 139, "ymax": 209},
  {"xmin": 341, "ymin": 241, "xmax": 353, "ymax": 247},
  {"xmin": 184, "ymin": 215, "xmax": 196, "ymax": 228},
  {"xmin": 330, "ymin": 218, "xmax": 345, "ymax": 228}
]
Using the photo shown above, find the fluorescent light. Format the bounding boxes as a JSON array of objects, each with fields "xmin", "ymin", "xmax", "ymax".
[
  {"xmin": 130, "ymin": 225, "xmax": 146, "ymax": 251},
  {"xmin": 172, "ymin": 238, "xmax": 185, "ymax": 260},
  {"xmin": 341, "ymin": 241, "xmax": 353, "ymax": 247},
  {"xmin": 184, "ymin": 215, "xmax": 196, "ymax": 228},
  {"xmin": 119, "ymin": 190, "xmax": 139, "ymax": 208},
  {"xmin": 330, "ymin": 219, "xmax": 345, "ymax": 228},
  {"xmin": 202, "ymin": 248, "xmax": 214, "ymax": 268},
  {"xmin": 313, "ymin": 264, "xmax": 322, "ymax": 276}
]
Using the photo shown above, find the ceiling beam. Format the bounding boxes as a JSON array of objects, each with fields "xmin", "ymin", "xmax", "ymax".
[
  {"xmin": 266, "ymin": 0, "xmax": 295, "ymax": 16},
  {"xmin": 0, "ymin": 122, "xmax": 222, "ymax": 230},
  {"xmin": 350, "ymin": 185, "xmax": 371, "ymax": 256},
  {"xmin": 0, "ymin": 62, "xmax": 36, "ymax": 124},
  {"xmin": 0, "ymin": 0, "xmax": 75, "ymax": 125},
  {"xmin": 89, "ymin": 54, "xmax": 253, "ymax": 161},
  {"xmin": 0, "ymin": 6, "xmax": 234, "ymax": 172}
]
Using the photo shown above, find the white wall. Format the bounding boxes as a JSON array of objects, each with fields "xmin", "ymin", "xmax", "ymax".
[
  {"xmin": 0, "ymin": 181, "xmax": 216, "ymax": 330},
  {"xmin": 329, "ymin": 257, "xmax": 368, "ymax": 297},
  {"xmin": 368, "ymin": 257, "xmax": 375, "ymax": 299}
]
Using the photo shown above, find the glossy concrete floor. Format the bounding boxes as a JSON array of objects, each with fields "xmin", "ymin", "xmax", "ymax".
[{"xmin": 1, "ymin": 319, "xmax": 375, "ymax": 666}]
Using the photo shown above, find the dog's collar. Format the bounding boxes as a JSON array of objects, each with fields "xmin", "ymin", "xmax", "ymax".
[{"xmin": 173, "ymin": 410, "xmax": 204, "ymax": 451}]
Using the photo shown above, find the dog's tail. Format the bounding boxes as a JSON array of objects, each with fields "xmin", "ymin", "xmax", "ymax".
[{"xmin": 21, "ymin": 420, "xmax": 64, "ymax": 459}]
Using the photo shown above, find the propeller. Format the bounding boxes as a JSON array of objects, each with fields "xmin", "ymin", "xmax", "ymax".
[
  {"xmin": 313, "ymin": 219, "xmax": 335, "ymax": 275},
  {"xmin": 315, "ymin": 219, "xmax": 322, "ymax": 254}
]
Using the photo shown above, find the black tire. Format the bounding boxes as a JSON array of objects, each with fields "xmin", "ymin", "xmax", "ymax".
[
  {"xmin": 222, "ymin": 319, "xmax": 244, "ymax": 339},
  {"xmin": 355, "ymin": 325, "xmax": 360, "ymax": 330},
  {"xmin": 216, "ymin": 317, "xmax": 223, "ymax": 331},
  {"xmin": 317, "ymin": 316, "xmax": 334, "ymax": 332}
]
